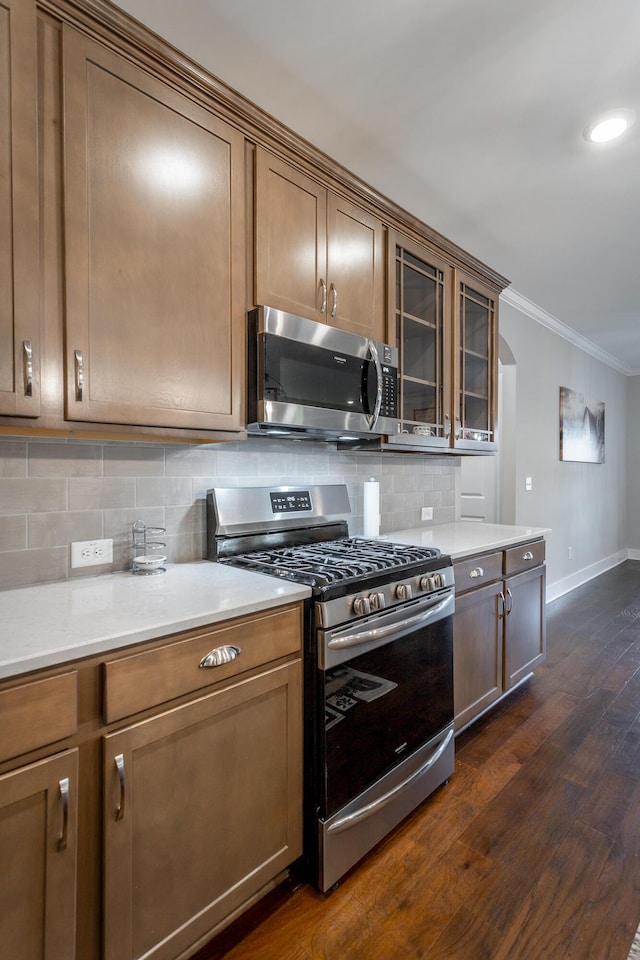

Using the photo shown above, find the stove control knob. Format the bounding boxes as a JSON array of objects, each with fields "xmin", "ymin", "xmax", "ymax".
[
  {"xmin": 435, "ymin": 573, "xmax": 447, "ymax": 589},
  {"xmin": 369, "ymin": 592, "xmax": 386, "ymax": 611},
  {"xmin": 420, "ymin": 575, "xmax": 436, "ymax": 592},
  {"xmin": 353, "ymin": 596, "xmax": 371, "ymax": 615},
  {"xmin": 396, "ymin": 583, "xmax": 413, "ymax": 601}
]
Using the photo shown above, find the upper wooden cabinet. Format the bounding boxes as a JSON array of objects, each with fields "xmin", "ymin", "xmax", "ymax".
[
  {"xmin": 61, "ymin": 27, "xmax": 246, "ymax": 431},
  {"xmin": 452, "ymin": 270, "xmax": 498, "ymax": 452},
  {"xmin": 255, "ymin": 147, "xmax": 386, "ymax": 342},
  {"xmin": 0, "ymin": 0, "xmax": 40, "ymax": 417},
  {"xmin": 387, "ymin": 233, "xmax": 499, "ymax": 454}
]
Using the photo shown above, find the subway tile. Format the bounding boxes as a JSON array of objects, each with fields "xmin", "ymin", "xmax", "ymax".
[
  {"xmin": 28, "ymin": 441, "xmax": 102, "ymax": 477},
  {"xmin": 0, "ymin": 478, "xmax": 67, "ymax": 515},
  {"xmin": 28, "ymin": 510, "xmax": 103, "ymax": 548},
  {"xmin": 215, "ymin": 449, "xmax": 261, "ymax": 477},
  {"xmin": 0, "ymin": 515, "xmax": 27, "ymax": 551},
  {"xmin": 165, "ymin": 502, "xmax": 206, "ymax": 537},
  {"xmin": 165, "ymin": 445, "xmax": 218, "ymax": 477},
  {"xmin": 103, "ymin": 444, "xmax": 165, "ymax": 477},
  {"xmin": 102, "ymin": 507, "xmax": 166, "ymax": 543},
  {"xmin": 0, "ymin": 441, "xmax": 28, "ymax": 477},
  {"xmin": 68, "ymin": 477, "xmax": 136, "ymax": 511},
  {"xmin": 136, "ymin": 477, "xmax": 192, "ymax": 507},
  {"xmin": 0, "ymin": 547, "xmax": 68, "ymax": 589}
]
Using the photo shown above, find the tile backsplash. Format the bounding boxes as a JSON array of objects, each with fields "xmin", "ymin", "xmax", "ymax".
[{"xmin": 0, "ymin": 437, "xmax": 457, "ymax": 589}]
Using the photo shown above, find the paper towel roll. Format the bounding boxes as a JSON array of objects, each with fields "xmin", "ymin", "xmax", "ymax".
[{"xmin": 363, "ymin": 477, "xmax": 380, "ymax": 539}]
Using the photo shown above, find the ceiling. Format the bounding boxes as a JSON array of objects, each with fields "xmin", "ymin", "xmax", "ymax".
[{"xmin": 113, "ymin": 0, "xmax": 640, "ymax": 374}]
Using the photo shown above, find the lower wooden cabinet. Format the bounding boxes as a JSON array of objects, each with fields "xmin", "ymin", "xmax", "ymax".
[
  {"xmin": 453, "ymin": 541, "xmax": 546, "ymax": 731},
  {"xmin": 0, "ymin": 602, "xmax": 303, "ymax": 960},
  {"xmin": 102, "ymin": 660, "xmax": 302, "ymax": 960},
  {"xmin": 0, "ymin": 749, "xmax": 78, "ymax": 960}
]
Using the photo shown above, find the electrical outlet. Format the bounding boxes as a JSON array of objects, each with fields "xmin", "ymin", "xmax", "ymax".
[
  {"xmin": 421, "ymin": 506, "xmax": 434, "ymax": 521},
  {"xmin": 71, "ymin": 538, "xmax": 113, "ymax": 568}
]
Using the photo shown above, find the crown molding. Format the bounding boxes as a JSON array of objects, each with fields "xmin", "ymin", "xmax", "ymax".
[{"xmin": 500, "ymin": 288, "xmax": 636, "ymax": 376}]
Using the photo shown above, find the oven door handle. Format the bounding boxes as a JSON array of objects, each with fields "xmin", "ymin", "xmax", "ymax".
[
  {"xmin": 327, "ymin": 727, "xmax": 454, "ymax": 835},
  {"xmin": 327, "ymin": 594, "xmax": 453, "ymax": 650}
]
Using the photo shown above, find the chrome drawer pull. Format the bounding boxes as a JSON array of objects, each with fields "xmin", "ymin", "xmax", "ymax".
[
  {"xmin": 115, "ymin": 754, "xmax": 125, "ymax": 821},
  {"xmin": 522, "ymin": 550, "xmax": 534, "ymax": 561},
  {"xmin": 23, "ymin": 340, "xmax": 33, "ymax": 397},
  {"xmin": 199, "ymin": 645, "xmax": 241, "ymax": 668},
  {"xmin": 330, "ymin": 281, "xmax": 337, "ymax": 317},
  {"xmin": 319, "ymin": 278, "xmax": 327, "ymax": 313},
  {"xmin": 74, "ymin": 349, "xmax": 84, "ymax": 401},
  {"xmin": 469, "ymin": 566, "xmax": 484, "ymax": 578},
  {"xmin": 57, "ymin": 777, "xmax": 69, "ymax": 851}
]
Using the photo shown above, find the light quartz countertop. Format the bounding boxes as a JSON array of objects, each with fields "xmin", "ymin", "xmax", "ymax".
[
  {"xmin": 0, "ymin": 522, "xmax": 549, "ymax": 682},
  {"xmin": 0, "ymin": 562, "xmax": 310, "ymax": 681},
  {"xmin": 385, "ymin": 521, "xmax": 550, "ymax": 560}
]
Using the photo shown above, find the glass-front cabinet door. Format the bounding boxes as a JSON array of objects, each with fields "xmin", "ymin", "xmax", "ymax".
[
  {"xmin": 389, "ymin": 236, "xmax": 452, "ymax": 450},
  {"xmin": 453, "ymin": 271, "xmax": 498, "ymax": 452}
]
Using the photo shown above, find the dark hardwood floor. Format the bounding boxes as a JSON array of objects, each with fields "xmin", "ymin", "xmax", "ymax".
[{"xmin": 195, "ymin": 560, "xmax": 640, "ymax": 960}]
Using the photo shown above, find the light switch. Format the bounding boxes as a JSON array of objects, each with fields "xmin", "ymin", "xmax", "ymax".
[{"xmin": 525, "ymin": 477, "xmax": 533, "ymax": 491}]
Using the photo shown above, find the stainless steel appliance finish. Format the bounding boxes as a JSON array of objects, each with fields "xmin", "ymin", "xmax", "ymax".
[
  {"xmin": 207, "ymin": 484, "xmax": 454, "ymax": 891},
  {"xmin": 247, "ymin": 306, "xmax": 399, "ymax": 442}
]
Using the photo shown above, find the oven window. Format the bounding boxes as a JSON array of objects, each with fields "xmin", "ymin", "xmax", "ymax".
[
  {"xmin": 263, "ymin": 334, "xmax": 376, "ymax": 415},
  {"xmin": 319, "ymin": 615, "xmax": 453, "ymax": 818}
]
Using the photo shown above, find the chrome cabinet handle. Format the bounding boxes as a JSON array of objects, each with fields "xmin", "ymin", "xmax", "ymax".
[
  {"xmin": 444, "ymin": 415, "xmax": 451, "ymax": 438},
  {"xmin": 330, "ymin": 281, "xmax": 337, "ymax": 317},
  {"xmin": 522, "ymin": 550, "xmax": 534, "ymax": 561},
  {"xmin": 22, "ymin": 341, "xmax": 33, "ymax": 397},
  {"xmin": 506, "ymin": 587, "xmax": 513, "ymax": 614},
  {"xmin": 469, "ymin": 566, "xmax": 484, "ymax": 579},
  {"xmin": 74, "ymin": 349, "xmax": 84, "ymax": 401},
  {"xmin": 498, "ymin": 590, "xmax": 506, "ymax": 619},
  {"xmin": 454, "ymin": 416, "xmax": 461, "ymax": 439},
  {"xmin": 319, "ymin": 279, "xmax": 327, "ymax": 314},
  {"xmin": 57, "ymin": 777, "xmax": 69, "ymax": 851},
  {"xmin": 199, "ymin": 644, "xmax": 241, "ymax": 668},
  {"xmin": 114, "ymin": 754, "xmax": 125, "ymax": 821}
]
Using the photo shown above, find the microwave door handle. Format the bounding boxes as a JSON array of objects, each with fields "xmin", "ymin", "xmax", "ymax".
[{"xmin": 366, "ymin": 339, "xmax": 383, "ymax": 430}]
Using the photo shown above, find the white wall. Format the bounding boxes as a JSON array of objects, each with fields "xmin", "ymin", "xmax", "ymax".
[
  {"xmin": 499, "ymin": 301, "xmax": 628, "ymax": 599},
  {"xmin": 627, "ymin": 375, "xmax": 640, "ymax": 556}
]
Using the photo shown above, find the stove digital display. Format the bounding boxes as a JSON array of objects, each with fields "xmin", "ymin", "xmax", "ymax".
[{"xmin": 270, "ymin": 490, "xmax": 312, "ymax": 513}]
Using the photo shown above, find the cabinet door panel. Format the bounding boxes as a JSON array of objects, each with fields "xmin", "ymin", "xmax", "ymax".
[
  {"xmin": 454, "ymin": 579, "xmax": 503, "ymax": 731},
  {"xmin": 327, "ymin": 194, "xmax": 385, "ymax": 341},
  {"xmin": 103, "ymin": 661, "xmax": 302, "ymax": 960},
  {"xmin": 0, "ymin": 750, "xmax": 78, "ymax": 960},
  {"xmin": 62, "ymin": 28, "xmax": 244, "ymax": 430},
  {"xmin": 0, "ymin": 0, "xmax": 40, "ymax": 416},
  {"xmin": 504, "ymin": 565, "xmax": 546, "ymax": 689},
  {"xmin": 255, "ymin": 147, "xmax": 327, "ymax": 320},
  {"xmin": 452, "ymin": 271, "xmax": 498, "ymax": 452}
]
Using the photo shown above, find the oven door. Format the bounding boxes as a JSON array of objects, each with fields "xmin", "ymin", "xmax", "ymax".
[{"xmin": 317, "ymin": 590, "xmax": 454, "ymax": 819}]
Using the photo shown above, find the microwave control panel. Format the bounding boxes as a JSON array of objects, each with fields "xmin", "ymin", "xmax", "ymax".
[{"xmin": 381, "ymin": 365, "xmax": 397, "ymax": 417}]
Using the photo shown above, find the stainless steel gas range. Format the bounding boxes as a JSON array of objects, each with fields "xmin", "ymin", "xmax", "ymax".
[{"xmin": 207, "ymin": 484, "xmax": 455, "ymax": 892}]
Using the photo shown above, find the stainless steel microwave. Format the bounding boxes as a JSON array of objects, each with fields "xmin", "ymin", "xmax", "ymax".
[{"xmin": 247, "ymin": 307, "xmax": 399, "ymax": 441}]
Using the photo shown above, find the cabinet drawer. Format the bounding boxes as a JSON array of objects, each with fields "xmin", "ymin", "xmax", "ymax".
[
  {"xmin": 504, "ymin": 540, "xmax": 545, "ymax": 576},
  {"xmin": 103, "ymin": 604, "xmax": 302, "ymax": 723},
  {"xmin": 454, "ymin": 552, "xmax": 503, "ymax": 593},
  {"xmin": 0, "ymin": 672, "xmax": 78, "ymax": 762}
]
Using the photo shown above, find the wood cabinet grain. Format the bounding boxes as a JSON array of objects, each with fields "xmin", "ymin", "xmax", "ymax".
[
  {"xmin": 255, "ymin": 147, "xmax": 386, "ymax": 342},
  {"xmin": 0, "ymin": 0, "xmax": 41, "ymax": 417},
  {"xmin": 61, "ymin": 26, "xmax": 245, "ymax": 432}
]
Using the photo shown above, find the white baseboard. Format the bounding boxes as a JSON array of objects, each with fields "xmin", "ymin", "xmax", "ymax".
[{"xmin": 546, "ymin": 550, "xmax": 629, "ymax": 603}]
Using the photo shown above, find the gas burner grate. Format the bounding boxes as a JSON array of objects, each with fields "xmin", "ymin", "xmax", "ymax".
[{"xmin": 227, "ymin": 537, "xmax": 441, "ymax": 587}]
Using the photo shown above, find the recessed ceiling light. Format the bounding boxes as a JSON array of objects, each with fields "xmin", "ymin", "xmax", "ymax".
[{"xmin": 584, "ymin": 109, "xmax": 635, "ymax": 143}]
